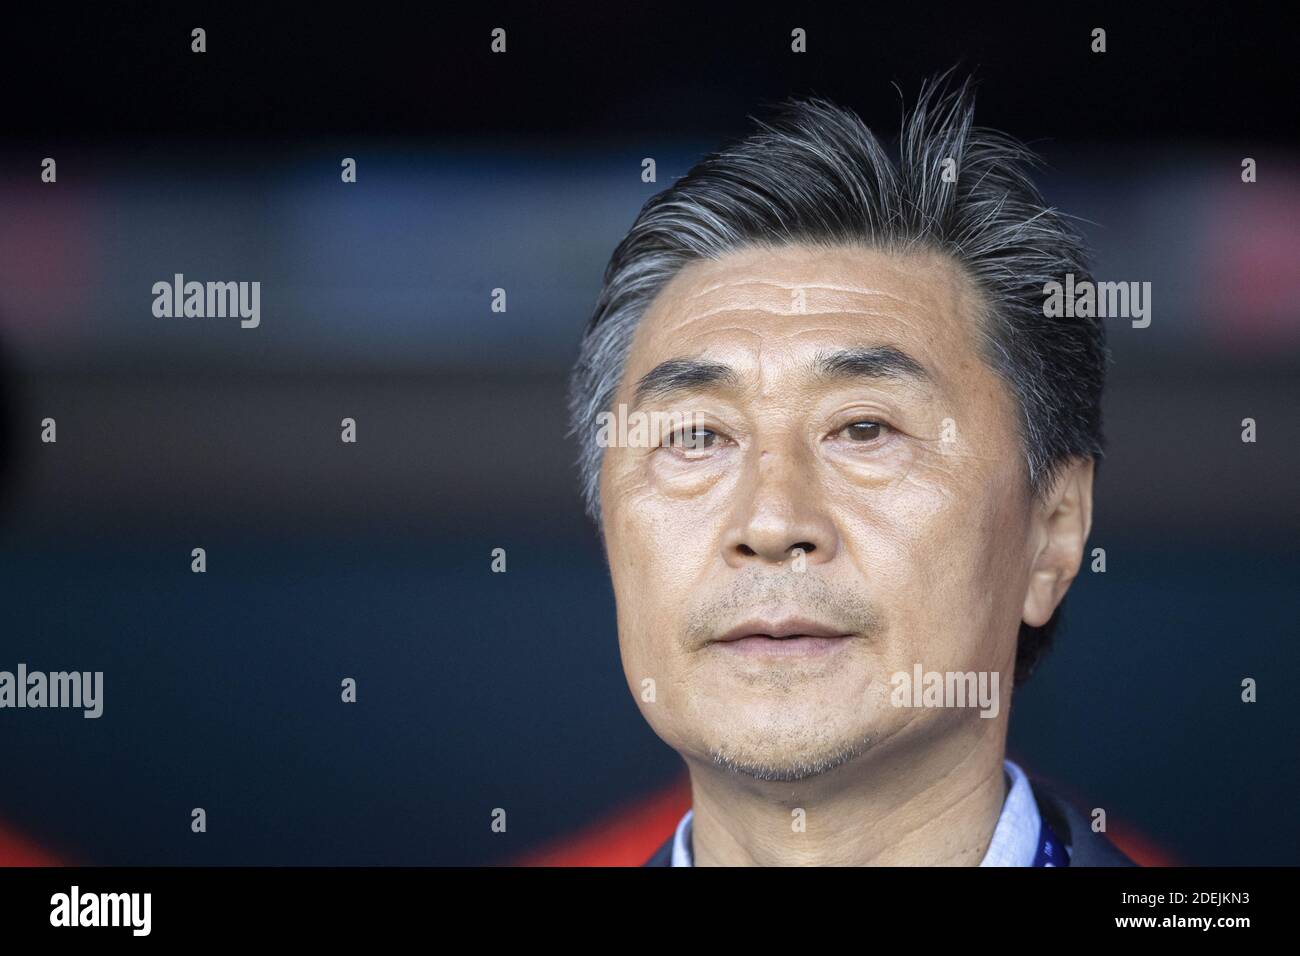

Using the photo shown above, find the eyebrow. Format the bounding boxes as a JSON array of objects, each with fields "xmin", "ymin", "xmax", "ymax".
[
  {"xmin": 632, "ymin": 345, "xmax": 931, "ymax": 407},
  {"xmin": 811, "ymin": 345, "xmax": 931, "ymax": 385},
  {"xmin": 632, "ymin": 358, "xmax": 741, "ymax": 407}
]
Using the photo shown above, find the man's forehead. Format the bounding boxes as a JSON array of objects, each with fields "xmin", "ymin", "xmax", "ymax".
[{"xmin": 631, "ymin": 243, "xmax": 984, "ymax": 369}]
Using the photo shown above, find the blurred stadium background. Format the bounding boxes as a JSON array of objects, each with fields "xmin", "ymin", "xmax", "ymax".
[{"xmin": 0, "ymin": 4, "xmax": 1295, "ymax": 865}]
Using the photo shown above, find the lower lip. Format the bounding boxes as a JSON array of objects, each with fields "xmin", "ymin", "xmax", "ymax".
[{"xmin": 712, "ymin": 635, "xmax": 851, "ymax": 657}]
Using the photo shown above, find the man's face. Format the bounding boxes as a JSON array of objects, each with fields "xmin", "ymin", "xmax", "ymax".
[{"xmin": 599, "ymin": 243, "xmax": 1040, "ymax": 782}]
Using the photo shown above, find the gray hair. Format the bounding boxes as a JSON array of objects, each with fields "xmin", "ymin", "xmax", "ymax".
[{"xmin": 566, "ymin": 74, "xmax": 1107, "ymax": 682}]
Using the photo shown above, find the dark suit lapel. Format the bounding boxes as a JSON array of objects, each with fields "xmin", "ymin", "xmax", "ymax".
[
  {"xmin": 1029, "ymin": 777, "xmax": 1138, "ymax": 867},
  {"xmin": 642, "ymin": 833, "xmax": 675, "ymax": 867}
]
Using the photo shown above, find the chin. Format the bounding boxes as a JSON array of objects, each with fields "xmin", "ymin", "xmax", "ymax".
[
  {"xmin": 703, "ymin": 735, "xmax": 877, "ymax": 783},
  {"xmin": 692, "ymin": 714, "xmax": 882, "ymax": 783}
]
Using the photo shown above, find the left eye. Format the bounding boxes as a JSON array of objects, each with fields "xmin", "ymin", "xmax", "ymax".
[
  {"xmin": 839, "ymin": 420, "xmax": 886, "ymax": 442},
  {"xmin": 666, "ymin": 427, "xmax": 717, "ymax": 450}
]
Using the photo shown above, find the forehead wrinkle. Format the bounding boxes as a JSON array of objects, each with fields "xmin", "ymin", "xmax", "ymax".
[
  {"xmin": 651, "ymin": 287, "xmax": 938, "ymax": 336},
  {"xmin": 666, "ymin": 305, "xmax": 927, "ymax": 325},
  {"xmin": 690, "ymin": 277, "xmax": 918, "ymax": 304},
  {"xmin": 646, "ymin": 247, "xmax": 970, "ymax": 338},
  {"xmin": 657, "ymin": 288, "xmax": 941, "ymax": 341},
  {"xmin": 680, "ymin": 285, "xmax": 925, "ymax": 319}
]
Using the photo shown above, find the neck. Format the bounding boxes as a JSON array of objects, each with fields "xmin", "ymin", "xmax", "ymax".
[{"xmin": 683, "ymin": 722, "xmax": 1008, "ymax": 866}]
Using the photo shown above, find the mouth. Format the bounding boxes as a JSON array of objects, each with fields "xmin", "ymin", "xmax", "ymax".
[{"xmin": 710, "ymin": 617, "xmax": 855, "ymax": 658}]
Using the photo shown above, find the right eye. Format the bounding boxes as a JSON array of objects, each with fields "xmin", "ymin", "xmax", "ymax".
[{"xmin": 666, "ymin": 426, "xmax": 718, "ymax": 451}]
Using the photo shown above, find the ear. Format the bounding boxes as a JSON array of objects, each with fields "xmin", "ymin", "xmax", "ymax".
[{"xmin": 1022, "ymin": 458, "xmax": 1095, "ymax": 628}]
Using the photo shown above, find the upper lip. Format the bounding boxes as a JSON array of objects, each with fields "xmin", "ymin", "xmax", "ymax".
[{"xmin": 713, "ymin": 616, "xmax": 854, "ymax": 643}]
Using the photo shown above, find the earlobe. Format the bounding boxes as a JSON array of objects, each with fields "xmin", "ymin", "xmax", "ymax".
[{"xmin": 1021, "ymin": 458, "xmax": 1095, "ymax": 628}]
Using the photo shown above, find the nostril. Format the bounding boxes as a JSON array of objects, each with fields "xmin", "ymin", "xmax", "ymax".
[{"xmin": 733, "ymin": 542, "xmax": 815, "ymax": 558}]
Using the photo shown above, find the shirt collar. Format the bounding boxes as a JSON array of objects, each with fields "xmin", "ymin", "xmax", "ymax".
[{"xmin": 670, "ymin": 757, "xmax": 1041, "ymax": 866}]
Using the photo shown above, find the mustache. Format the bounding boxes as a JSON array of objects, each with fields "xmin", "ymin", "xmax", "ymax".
[{"xmin": 682, "ymin": 568, "xmax": 884, "ymax": 649}]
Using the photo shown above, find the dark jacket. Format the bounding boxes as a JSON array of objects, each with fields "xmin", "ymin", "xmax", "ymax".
[{"xmin": 643, "ymin": 775, "xmax": 1137, "ymax": 866}]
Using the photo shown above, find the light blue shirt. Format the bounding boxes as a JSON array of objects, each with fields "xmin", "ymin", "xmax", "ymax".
[{"xmin": 670, "ymin": 757, "xmax": 1064, "ymax": 866}]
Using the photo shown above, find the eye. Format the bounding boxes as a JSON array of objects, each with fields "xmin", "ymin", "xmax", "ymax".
[
  {"xmin": 837, "ymin": 420, "xmax": 888, "ymax": 442},
  {"xmin": 665, "ymin": 426, "xmax": 718, "ymax": 451}
]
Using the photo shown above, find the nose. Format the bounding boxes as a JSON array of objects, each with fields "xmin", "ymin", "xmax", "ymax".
[{"xmin": 720, "ymin": 443, "xmax": 838, "ymax": 569}]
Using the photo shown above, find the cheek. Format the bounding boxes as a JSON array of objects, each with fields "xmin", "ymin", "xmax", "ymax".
[
  {"xmin": 605, "ymin": 446, "xmax": 733, "ymax": 577},
  {"xmin": 602, "ymin": 473, "xmax": 716, "ymax": 652},
  {"xmin": 646, "ymin": 445, "xmax": 736, "ymax": 498},
  {"xmin": 834, "ymin": 458, "xmax": 1028, "ymax": 665}
]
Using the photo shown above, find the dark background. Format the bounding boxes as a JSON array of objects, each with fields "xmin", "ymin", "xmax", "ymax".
[{"xmin": 0, "ymin": 2, "xmax": 1296, "ymax": 865}]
